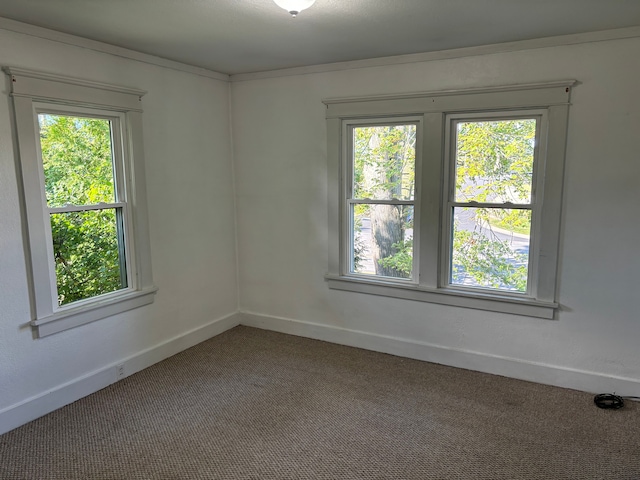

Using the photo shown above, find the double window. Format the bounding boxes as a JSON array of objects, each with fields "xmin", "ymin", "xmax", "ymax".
[
  {"xmin": 325, "ymin": 82, "xmax": 573, "ymax": 318},
  {"xmin": 6, "ymin": 68, "xmax": 156, "ymax": 336}
]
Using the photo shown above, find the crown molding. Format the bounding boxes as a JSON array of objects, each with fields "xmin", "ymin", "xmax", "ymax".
[
  {"xmin": 230, "ymin": 26, "xmax": 640, "ymax": 83},
  {"xmin": 0, "ymin": 16, "xmax": 230, "ymax": 82}
]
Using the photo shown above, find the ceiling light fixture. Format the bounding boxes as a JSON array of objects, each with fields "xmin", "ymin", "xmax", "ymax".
[{"xmin": 273, "ymin": 0, "xmax": 316, "ymax": 17}]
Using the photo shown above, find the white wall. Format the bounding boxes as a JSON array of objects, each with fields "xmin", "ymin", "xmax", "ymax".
[
  {"xmin": 232, "ymin": 37, "xmax": 640, "ymax": 394},
  {"xmin": 0, "ymin": 29, "xmax": 238, "ymax": 419}
]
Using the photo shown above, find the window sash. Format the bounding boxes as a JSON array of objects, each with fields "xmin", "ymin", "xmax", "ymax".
[
  {"xmin": 441, "ymin": 110, "xmax": 548, "ymax": 299},
  {"xmin": 448, "ymin": 201, "xmax": 533, "ymax": 209},
  {"xmin": 347, "ymin": 199, "xmax": 414, "ymax": 206},
  {"xmin": 444, "ymin": 205, "xmax": 533, "ymax": 294},
  {"xmin": 347, "ymin": 202, "xmax": 416, "ymax": 281},
  {"xmin": 48, "ymin": 205, "xmax": 132, "ymax": 310},
  {"xmin": 34, "ymin": 104, "xmax": 129, "ymax": 203},
  {"xmin": 31, "ymin": 104, "xmax": 137, "ymax": 315},
  {"xmin": 343, "ymin": 117, "xmax": 422, "ymax": 283},
  {"xmin": 447, "ymin": 113, "xmax": 544, "ymax": 207},
  {"xmin": 48, "ymin": 202, "xmax": 125, "ymax": 213}
]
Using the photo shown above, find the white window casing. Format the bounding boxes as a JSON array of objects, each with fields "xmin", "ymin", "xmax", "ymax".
[
  {"xmin": 324, "ymin": 81, "xmax": 575, "ymax": 319},
  {"xmin": 5, "ymin": 67, "xmax": 157, "ymax": 337}
]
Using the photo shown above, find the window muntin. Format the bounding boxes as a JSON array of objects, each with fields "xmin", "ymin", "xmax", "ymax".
[
  {"xmin": 444, "ymin": 113, "xmax": 544, "ymax": 295},
  {"xmin": 347, "ymin": 121, "xmax": 419, "ymax": 281}
]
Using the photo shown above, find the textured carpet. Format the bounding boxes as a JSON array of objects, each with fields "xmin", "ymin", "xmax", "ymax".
[{"xmin": 1, "ymin": 326, "xmax": 639, "ymax": 479}]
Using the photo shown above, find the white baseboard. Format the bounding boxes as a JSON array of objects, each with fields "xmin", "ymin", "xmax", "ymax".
[
  {"xmin": 4, "ymin": 310, "xmax": 637, "ymax": 436},
  {"xmin": 240, "ymin": 311, "xmax": 640, "ymax": 398},
  {"xmin": 0, "ymin": 312, "xmax": 241, "ymax": 435}
]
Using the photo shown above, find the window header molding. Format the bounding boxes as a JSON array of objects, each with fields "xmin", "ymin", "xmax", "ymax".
[
  {"xmin": 323, "ymin": 80, "xmax": 577, "ymax": 118},
  {"xmin": 6, "ymin": 67, "xmax": 155, "ymax": 337},
  {"xmin": 3, "ymin": 67, "xmax": 146, "ymax": 112}
]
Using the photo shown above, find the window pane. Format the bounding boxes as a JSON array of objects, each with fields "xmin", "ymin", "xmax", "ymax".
[
  {"xmin": 38, "ymin": 114, "xmax": 116, "ymax": 207},
  {"xmin": 351, "ymin": 204, "xmax": 413, "ymax": 279},
  {"xmin": 353, "ymin": 124, "xmax": 416, "ymax": 201},
  {"xmin": 454, "ymin": 119, "xmax": 536, "ymax": 204},
  {"xmin": 451, "ymin": 207, "xmax": 530, "ymax": 292},
  {"xmin": 51, "ymin": 208, "xmax": 126, "ymax": 306}
]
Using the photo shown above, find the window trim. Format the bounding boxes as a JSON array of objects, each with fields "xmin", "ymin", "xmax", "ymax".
[
  {"xmin": 324, "ymin": 81, "xmax": 575, "ymax": 319},
  {"xmin": 5, "ymin": 67, "xmax": 157, "ymax": 337}
]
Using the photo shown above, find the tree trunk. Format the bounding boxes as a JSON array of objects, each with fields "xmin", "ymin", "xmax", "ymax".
[{"xmin": 371, "ymin": 204, "xmax": 403, "ymax": 277}]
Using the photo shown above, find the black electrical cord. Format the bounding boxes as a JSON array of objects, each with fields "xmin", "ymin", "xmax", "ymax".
[{"xmin": 594, "ymin": 393, "xmax": 624, "ymax": 409}]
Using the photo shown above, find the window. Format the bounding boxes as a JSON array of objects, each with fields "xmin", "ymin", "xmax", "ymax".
[
  {"xmin": 444, "ymin": 113, "xmax": 543, "ymax": 295},
  {"xmin": 325, "ymin": 81, "xmax": 574, "ymax": 318},
  {"xmin": 6, "ymin": 68, "xmax": 156, "ymax": 336},
  {"xmin": 349, "ymin": 120, "xmax": 419, "ymax": 281},
  {"xmin": 39, "ymin": 109, "xmax": 130, "ymax": 306}
]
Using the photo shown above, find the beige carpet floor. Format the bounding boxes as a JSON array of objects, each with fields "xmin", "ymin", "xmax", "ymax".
[{"xmin": 1, "ymin": 325, "xmax": 639, "ymax": 479}]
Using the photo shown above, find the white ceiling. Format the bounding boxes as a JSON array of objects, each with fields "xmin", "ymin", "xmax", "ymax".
[{"xmin": 0, "ymin": 0, "xmax": 639, "ymax": 75}]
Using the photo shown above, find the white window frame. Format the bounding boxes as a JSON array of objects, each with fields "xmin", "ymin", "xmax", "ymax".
[
  {"xmin": 324, "ymin": 81, "xmax": 574, "ymax": 319},
  {"xmin": 441, "ymin": 110, "xmax": 547, "ymax": 298},
  {"xmin": 5, "ymin": 67, "xmax": 157, "ymax": 337},
  {"xmin": 343, "ymin": 117, "xmax": 422, "ymax": 284}
]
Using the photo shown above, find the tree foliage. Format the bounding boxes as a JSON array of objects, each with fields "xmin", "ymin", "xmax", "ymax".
[
  {"xmin": 39, "ymin": 114, "xmax": 125, "ymax": 305},
  {"xmin": 452, "ymin": 215, "xmax": 529, "ymax": 292},
  {"xmin": 354, "ymin": 125, "xmax": 415, "ymax": 201},
  {"xmin": 454, "ymin": 119, "xmax": 534, "ymax": 204}
]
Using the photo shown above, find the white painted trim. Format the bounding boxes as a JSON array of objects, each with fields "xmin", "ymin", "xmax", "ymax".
[
  {"xmin": 0, "ymin": 17, "xmax": 229, "ymax": 82},
  {"xmin": 230, "ymin": 26, "xmax": 640, "ymax": 82},
  {"xmin": 240, "ymin": 311, "xmax": 640, "ymax": 398},
  {"xmin": 327, "ymin": 83, "xmax": 570, "ymax": 318},
  {"xmin": 33, "ymin": 288, "xmax": 159, "ymax": 337},
  {"xmin": 324, "ymin": 82, "xmax": 574, "ymax": 119},
  {"xmin": 9, "ymin": 70, "xmax": 158, "ymax": 336},
  {"xmin": 325, "ymin": 275, "xmax": 556, "ymax": 319},
  {"xmin": 48, "ymin": 203, "xmax": 125, "ymax": 214},
  {"xmin": 5, "ymin": 67, "xmax": 147, "ymax": 97},
  {"xmin": 322, "ymin": 81, "xmax": 577, "ymax": 106},
  {"xmin": 7, "ymin": 68, "xmax": 145, "ymax": 112},
  {"xmin": 0, "ymin": 312, "xmax": 241, "ymax": 435},
  {"xmin": 228, "ymin": 84, "xmax": 241, "ymax": 311}
]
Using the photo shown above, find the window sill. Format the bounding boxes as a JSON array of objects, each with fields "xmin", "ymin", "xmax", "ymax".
[
  {"xmin": 31, "ymin": 287, "xmax": 158, "ymax": 337},
  {"xmin": 325, "ymin": 274, "xmax": 556, "ymax": 319}
]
